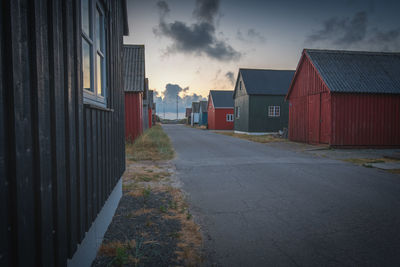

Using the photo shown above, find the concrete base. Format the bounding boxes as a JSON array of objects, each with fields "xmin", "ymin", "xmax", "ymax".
[
  {"xmin": 67, "ymin": 177, "xmax": 123, "ymax": 267},
  {"xmin": 234, "ymin": 130, "xmax": 277, "ymax": 136}
]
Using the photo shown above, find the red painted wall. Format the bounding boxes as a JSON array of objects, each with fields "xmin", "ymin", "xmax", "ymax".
[
  {"xmin": 288, "ymin": 53, "xmax": 330, "ymax": 144},
  {"xmin": 331, "ymin": 94, "xmax": 400, "ymax": 146},
  {"xmin": 288, "ymin": 52, "xmax": 400, "ymax": 146},
  {"xmin": 125, "ymin": 92, "xmax": 143, "ymax": 141},
  {"xmin": 148, "ymin": 108, "xmax": 152, "ymax": 128},
  {"xmin": 208, "ymin": 108, "xmax": 234, "ymax": 130}
]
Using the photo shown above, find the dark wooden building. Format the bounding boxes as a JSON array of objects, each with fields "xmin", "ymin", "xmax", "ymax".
[
  {"xmin": 233, "ymin": 69, "xmax": 295, "ymax": 134},
  {"xmin": 0, "ymin": 0, "xmax": 129, "ymax": 266},
  {"xmin": 143, "ymin": 77, "xmax": 150, "ymax": 131},
  {"xmin": 287, "ymin": 49, "xmax": 400, "ymax": 146},
  {"xmin": 124, "ymin": 44, "xmax": 144, "ymax": 141}
]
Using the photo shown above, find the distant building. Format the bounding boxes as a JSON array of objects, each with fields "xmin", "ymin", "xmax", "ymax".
[
  {"xmin": 148, "ymin": 90, "xmax": 154, "ymax": 128},
  {"xmin": 287, "ymin": 49, "xmax": 400, "ymax": 146},
  {"xmin": 207, "ymin": 90, "xmax": 234, "ymax": 130},
  {"xmin": 191, "ymin": 102, "xmax": 200, "ymax": 126},
  {"xmin": 233, "ymin": 69, "xmax": 295, "ymax": 134},
  {"xmin": 199, "ymin": 101, "xmax": 208, "ymax": 126},
  {"xmin": 185, "ymin": 108, "xmax": 192, "ymax": 124},
  {"xmin": 124, "ymin": 45, "xmax": 144, "ymax": 141},
  {"xmin": 143, "ymin": 78, "xmax": 149, "ymax": 131}
]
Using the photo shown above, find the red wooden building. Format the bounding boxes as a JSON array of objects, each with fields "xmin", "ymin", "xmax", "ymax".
[
  {"xmin": 124, "ymin": 45, "xmax": 145, "ymax": 141},
  {"xmin": 286, "ymin": 49, "xmax": 400, "ymax": 147},
  {"xmin": 207, "ymin": 90, "xmax": 235, "ymax": 130}
]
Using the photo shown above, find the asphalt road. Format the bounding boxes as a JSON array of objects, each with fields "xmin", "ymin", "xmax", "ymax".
[{"xmin": 163, "ymin": 124, "xmax": 400, "ymax": 267}]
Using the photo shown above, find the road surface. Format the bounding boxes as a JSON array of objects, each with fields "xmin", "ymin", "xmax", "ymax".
[{"xmin": 163, "ymin": 124, "xmax": 400, "ymax": 267}]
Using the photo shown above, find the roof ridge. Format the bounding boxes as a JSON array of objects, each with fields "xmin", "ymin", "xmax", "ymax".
[
  {"xmin": 123, "ymin": 44, "xmax": 145, "ymax": 48},
  {"xmin": 239, "ymin": 68, "xmax": 295, "ymax": 71},
  {"xmin": 305, "ymin": 48, "xmax": 400, "ymax": 56}
]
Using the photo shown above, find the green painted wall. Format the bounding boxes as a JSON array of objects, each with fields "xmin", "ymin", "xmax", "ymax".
[
  {"xmin": 234, "ymin": 95, "xmax": 249, "ymax": 132},
  {"xmin": 233, "ymin": 74, "xmax": 250, "ymax": 132},
  {"xmin": 248, "ymin": 95, "xmax": 289, "ymax": 132}
]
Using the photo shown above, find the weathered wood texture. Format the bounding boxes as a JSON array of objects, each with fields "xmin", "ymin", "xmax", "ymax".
[{"xmin": 0, "ymin": 0, "xmax": 127, "ymax": 266}]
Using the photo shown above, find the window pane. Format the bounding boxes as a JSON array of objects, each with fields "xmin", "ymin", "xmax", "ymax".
[
  {"xmin": 95, "ymin": 8, "xmax": 100, "ymax": 50},
  {"xmin": 96, "ymin": 54, "xmax": 103, "ymax": 96},
  {"xmin": 81, "ymin": 0, "xmax": 90, "ymax": 36},
  {"xmin": 82, "ymin": 39, "xmax": 92, "ymax": 91},
  {"xmin": 96, "ymin": 7, "xmax": 104, "ymax": 52}
]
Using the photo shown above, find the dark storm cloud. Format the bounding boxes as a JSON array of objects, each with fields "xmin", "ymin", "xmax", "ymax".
[
  {"xmin": 193, "ymin": 0, "xmax": 220, "ymax": 23},
  {"xmin": 306, "ymin": 10, "xmax": 400, "ymax": 51},
  {"xmin": 154, "ymin": 83, "xmax": 206, "ymax": 113},
  {"xmin": 225, "ymin": 71, "xmax": 235, "ymax": 85},
  {"xmin": 306, "ymin": 11, "xmax": 367, "ymax": 46},
  {"xmin": 368, "ymin": 28, "xmax": 400, "ymax": 51},
  {"xmin": 156, "ymin": 0, "xmax": 170, "ymax": 16},
  {"xmin": 154, "ymin": 0, "xmax": 241, "ymax": 61},
  {"xmin": 237, "ymin": 28, "xmax": 266, "ymax": 43}
]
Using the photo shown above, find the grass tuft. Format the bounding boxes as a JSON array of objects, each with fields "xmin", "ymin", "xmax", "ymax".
[
  {"xmin": 216, "ymin": 132, "xmax": 285, "ymax": 143},
  {"xmin": 126, "ymin": 125, "xmax": 174, "ymax": 161}
]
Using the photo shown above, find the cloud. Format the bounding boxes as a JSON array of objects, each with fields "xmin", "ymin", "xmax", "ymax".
[
  {"xmin": 154, "ymin": 0, "xmax": 241, "ymax": 61},
  {"xmin": 237, "ymin": 28, "xmax": 266, "ymax": 43},
  {"xmin": 306, "ymin": 12, "xmax": 367, "ymax": 46},
  {"xmin": 225, "ymin": 71, "xmax": 235, "ymax": 85},
  {"xmin": 305, "ymin": 11, "xmax": 400, "ymax": 51},
  {"xmin": 154, "ymin": 83, "xmax": 206, "ymax": 114},
  {"xmin": 156, "ymin": 0, "xmax": 170, "ymax": 16},
  {"xmin": 193, "ymin": 0, "xmax": 220, "ymax": 23},
  {"xmin": 368, "ymin": 28, "xmax": 400, "ymax": 51}
]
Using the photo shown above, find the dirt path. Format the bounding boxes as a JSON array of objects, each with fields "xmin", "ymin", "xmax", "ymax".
[{"xmin": 92, "ymin": 158, "xmax": 202, "ymax": 267}]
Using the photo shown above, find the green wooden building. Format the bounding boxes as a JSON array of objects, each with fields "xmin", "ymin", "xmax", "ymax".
[{"xmin": 233, "ymin": 69, "xmax": 295, "ymax": 134}]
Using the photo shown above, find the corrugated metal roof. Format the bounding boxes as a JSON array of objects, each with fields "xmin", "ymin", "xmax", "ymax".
[
  {"xmin": 210, "ymin": 90, "xmax": 234, "ymax": 108},
  {"xmin": 199, "ymin": 101, "xmax": 208, "ymax": 113},
  {"xmin": 306, "ymin": 49, "xmax": 400, "ymax": 94},
  {"xmin": 123, "ymin": 45, "xmax": 145, "ymax": 92},
  {"xmin": 239, "ymin": 69, "xmax": 295, "ymax": 96},
  {"xmin": 192, "ymin": 102, "xmax": 200, "ymax": 113}
]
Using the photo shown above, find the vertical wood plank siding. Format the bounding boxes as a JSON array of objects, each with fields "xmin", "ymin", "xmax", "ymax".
[
  {"xmin": 0, "ymin": 0, "xmax": 127, "ymax": 266},
  {"xmin": 332, "ymin": 94, "xmax": 400, "ymax": 146},
  {"xmin": 288, "ymin": 54, "xmax": 330, "ymax": 143}
]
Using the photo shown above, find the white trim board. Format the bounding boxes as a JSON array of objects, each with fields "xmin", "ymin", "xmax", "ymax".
[
  {"xmin": 234, "ymin": 130, "xmax": 277, "ymax": 135},
  {"xmin": 67, "ymin": 177, "xmax": 123, "ymax": 267}
]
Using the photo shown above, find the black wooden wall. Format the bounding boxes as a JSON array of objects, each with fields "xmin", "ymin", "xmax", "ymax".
[{"xmin": 0, "ymin": 0, "xmax": 127, "ymax": 266}]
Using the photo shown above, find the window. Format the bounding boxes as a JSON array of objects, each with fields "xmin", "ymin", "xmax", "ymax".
[
  {"xmin": 81, "ymin": 0, "xmax": 107, "ymax": 107},
  {"xmin": 268, "ymin": 106, "xmax": 280, "ymax": 117},
  {"xmin": 239, "ymin": 81, "xmax": 242, "ymax": 90},
  {"xmin": 226, "ymin": 114, "xmax": 234, "ymax": 122},
  {"xmin": 235, "ymin": 106, "xmax": 240, "ymax": 118}
]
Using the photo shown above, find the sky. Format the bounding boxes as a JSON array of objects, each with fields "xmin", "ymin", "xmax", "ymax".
[{"xmin": 123, "ymin": 0, "xmax": 400, "ymax": 117}]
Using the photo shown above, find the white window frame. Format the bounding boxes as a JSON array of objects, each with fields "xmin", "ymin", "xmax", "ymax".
[
  {"xmin": 226, "ymin": 114, "xmax": 234, "ymax": 122},
  {"xmin": 268, "ymin": 106, "xmax": 280, "ymax": 117},
  {"xmin": 81, "ymin": 0, "xmax": 107, "ymax": 107},
  {"xmin": 235, "ymin": 106, "xmax": 240, "ymax": 119}
]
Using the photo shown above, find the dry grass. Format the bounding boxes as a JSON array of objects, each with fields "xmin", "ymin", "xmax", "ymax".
[
  {"xmin": 216, "ymin": 131, "xmax": 286, "ymax": 143},
  {"xmin": 388, "ymin": 169, "xmax": 400, "ymax": 175},
  {"xmin": 126, "ymin": 125, "xmax": 174, "ymax": 161},
  {"xmin": 343, "ymin": 157, "xmax": 400, "ymax": 165},
  {"xmin": 98, "ymin": 240, "xmax": 136, "ymax": 257}
]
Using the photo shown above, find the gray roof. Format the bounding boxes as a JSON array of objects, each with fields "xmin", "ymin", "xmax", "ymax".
[
  {"xmin": 199, "ymin": 101, "xmax": 208, "ymax": 113},
  {"xmin": 239, "ymin": 69, "xmax": 295, "ymax": 96},
  {"xmin": 123, "ymin": 45, "xmax": 145, "ymax": 92},
  {"xmin": 305, "ymin": 49, "xmax": 400, "ymax": 94},
  {"xmin": 210, "ymin": 90, "xmax": 234, "ymax": 108},
  {"xmin": 192, "ymin": 102, "xmax": 200, "ymax": 113}
]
